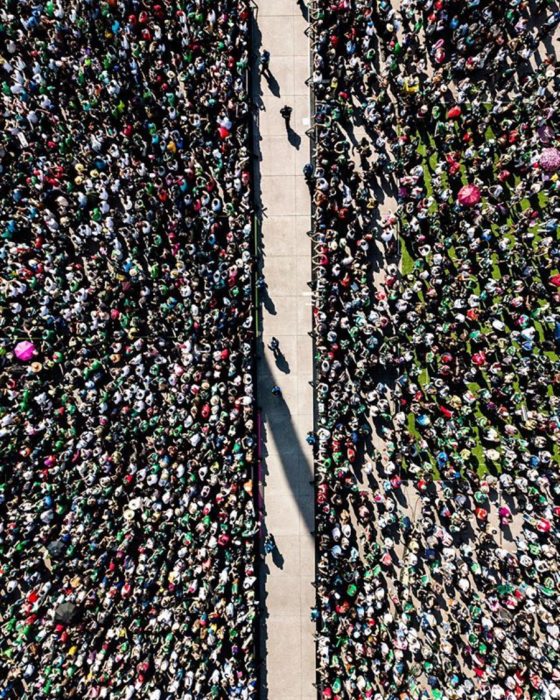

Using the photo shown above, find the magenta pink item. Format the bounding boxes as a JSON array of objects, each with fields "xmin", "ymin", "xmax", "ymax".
[
  {"xmin": 457, "ymin": 184, "xmax": 481, "ymax": 206},
  {"xmin": 14, "ymin": 341, "xmax": 36, "ymax": 361},
  {"xmin": 540, "ymin": 147, "xmax": 560, "ymax": 172}
]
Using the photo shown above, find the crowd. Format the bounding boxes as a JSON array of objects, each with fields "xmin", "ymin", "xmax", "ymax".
[
  {"xmin": 309, "ymin": 0, "xmax": 560, "ymax": 698},
  {"xmin": 0, "ymin": 1, "xmax": 258, "ymax": 698},
  {"xmin": 3, "ymin": 0, "xmax": 560, "ymax": 697}
]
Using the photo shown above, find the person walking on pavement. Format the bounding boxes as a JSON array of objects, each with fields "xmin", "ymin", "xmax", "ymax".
[
  {"xmin": 259, "ymin": 49, "xmax": 272, "ymax": 78},
  {"xmin": 271, "ymin": 385, "xmax": 282, "ymax": 397},
  {"xmin": 268, "ymin": 336, "xmax": 280, "ymax": 357},
  {"xmin": 263, "ymin": 533, "xmax": 276, "ymax": 556},
  {"xmin": 280, "ymin": 105, "xmax": 293, "ymax": 131}
]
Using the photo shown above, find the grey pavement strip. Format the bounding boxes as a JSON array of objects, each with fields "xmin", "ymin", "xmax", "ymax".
[{"xmin": 254, "ymin": 1, "xmax": 317, "ymax": 698}]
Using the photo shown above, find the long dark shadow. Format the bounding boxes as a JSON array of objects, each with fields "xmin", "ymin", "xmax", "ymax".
[{"xmin": 259, "ymin": 352, "xmax": 315, "ymax": 528}]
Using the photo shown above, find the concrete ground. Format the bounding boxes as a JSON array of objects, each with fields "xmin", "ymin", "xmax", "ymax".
[{"xmin": 252, "ymin": 1, "xmax": 316, "ymax": 698}]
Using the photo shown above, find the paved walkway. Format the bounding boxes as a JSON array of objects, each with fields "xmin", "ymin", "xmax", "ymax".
[{"xmin": 252, "ymin": 1, "xmax": 316, "ymax": 698}]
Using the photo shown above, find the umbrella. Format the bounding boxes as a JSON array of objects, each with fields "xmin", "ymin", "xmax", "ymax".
[
  {"xmin": 540, "ymin": 147, "xmax": 560, "ymax": 172},
  {"xmin": 447, "ymin": 105, "xmax": 461, "ymax": 119},
  {"xmin": 47, "ymin": 541, "xmax": 66, "ymax": 559},
  {"xmin": 54, "ymin": 601, "xmax": 80, "ymax": 625},
  {"xmin": 457, "ymin": 184, "xmax": 481, "ymax": 206},
  {"xmin": 550, "ymin": 274, "xmax": 560, "ymax": 287},
  {"xmin": 14, "ymin": 341, "xmax": 36, "ymax": 361}
]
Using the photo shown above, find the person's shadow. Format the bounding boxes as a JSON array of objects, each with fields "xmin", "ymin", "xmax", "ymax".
[
  {"xmin": 272, "ymin": 348, "xmax": 290, "ymax": 374},
  {"xmin": 263, "ymin": 293, "xmax": 277, "ymax": 315},
  {"xmin": 296, "ymin": 0, "xmax": 309, "ymax": 21},
  {"xmin": 261, "ymin": 282, "xmax": 277, "ymax": 315},
  {"xmin": 272, "ymin": 546, "xmax": 285, "ymax": 570},
  {"xmin": 287, "ymin": 127, "xmax": 302, "ymax": 150},
  {"xmin": 263, "ymin": 71, "xmax": 281, "ymax": 97}
]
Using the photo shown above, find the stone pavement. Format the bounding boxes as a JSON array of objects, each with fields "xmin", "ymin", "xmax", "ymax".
[{"xmin": 252, "ymin": 1, "xmax": 316, "ymax": 698}]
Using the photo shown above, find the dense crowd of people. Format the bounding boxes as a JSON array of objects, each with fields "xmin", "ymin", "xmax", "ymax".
[
  {"xmin": 309, "ymin": 0, "xmax": 560, "ymax": 698},
  {"xmin": 0, "ymin": 1, "xmax": 258, "ymax": 698},
  {"xmin": 3, "ymin": 0, "xmax": 560, "ymax": 698}
]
